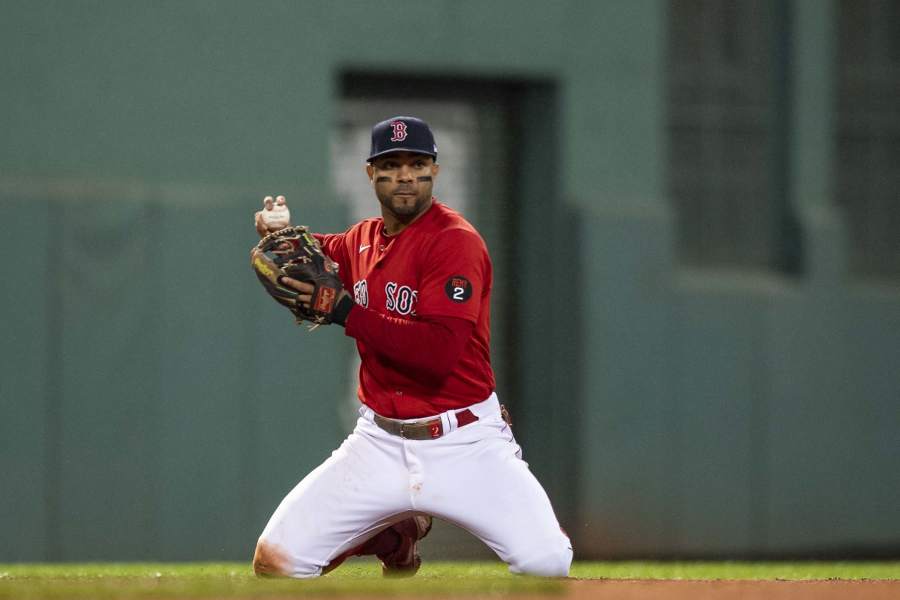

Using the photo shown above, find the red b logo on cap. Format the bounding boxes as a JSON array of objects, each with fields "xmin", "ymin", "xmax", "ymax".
[{"xmin": 390, "ymin": 120, "xmax": 408, "ymax": 142}]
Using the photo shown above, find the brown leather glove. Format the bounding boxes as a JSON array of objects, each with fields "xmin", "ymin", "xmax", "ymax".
[{"xmin": 250, "ymin": 226, "xmax": 346, "ymax": 326}]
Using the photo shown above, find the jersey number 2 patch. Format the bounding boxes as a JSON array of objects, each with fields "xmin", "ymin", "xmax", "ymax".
[{"xmin": 445, "ymin": 276, "xmax": 472, "ymax": 303}]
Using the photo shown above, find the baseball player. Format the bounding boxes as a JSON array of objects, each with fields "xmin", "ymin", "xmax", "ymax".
[{"xmin": 251, "ymin": 116, "xmax": 573, "ymax": 578}]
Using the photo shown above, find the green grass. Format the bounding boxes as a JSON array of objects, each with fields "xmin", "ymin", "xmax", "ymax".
[
  {"xmin": 0, "ymin": 561, "xmax": 556, "ymax": 599},
  {"xmin": 1, "ymin": 560, "xmax": 897, "ymax": 599}
]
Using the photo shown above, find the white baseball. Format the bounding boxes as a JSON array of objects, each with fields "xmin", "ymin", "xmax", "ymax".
[
  {"xmin": 261, "ymin": 196, "xmax": 291, "ymax": 230},
  {"xmin": 262, "ymin": 206, "xmax": 290, "ymax": 230}
]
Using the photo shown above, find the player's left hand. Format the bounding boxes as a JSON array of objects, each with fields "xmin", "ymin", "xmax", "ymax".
[
  {"xmin": 281, "ymin": 276, "xmax": 314, "ymax": 306},
  {"xmin": 282, "ymin": 277, "xmax": 351, "ymax": 312}
]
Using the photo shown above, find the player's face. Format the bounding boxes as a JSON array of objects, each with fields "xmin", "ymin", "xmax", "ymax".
[{"xmin": 367, "ymin": 152, "xmax": 439, "ymax": 220}]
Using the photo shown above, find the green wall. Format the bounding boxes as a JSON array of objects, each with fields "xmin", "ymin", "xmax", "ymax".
[
  {"xmin": 1, "ymin": 0, "xmax": 898, "ymax": 561},
  {"xmin": 0, "ymin": 186, "xmax": 349, "ymax": 560}
]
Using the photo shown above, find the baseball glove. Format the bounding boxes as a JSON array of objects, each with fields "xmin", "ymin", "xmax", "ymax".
[{"xmin": 250, "ymin": 226, "xmax": 344, "ymax": 326}]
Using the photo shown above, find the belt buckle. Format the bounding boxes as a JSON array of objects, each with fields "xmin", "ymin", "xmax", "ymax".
[
  {"xmin": 391, "ymin": 417, "xmax": 443, "ymax": 440},
  {"xmin": 427, "ymin": 418, "xmax": 442, "ymax": 439}
]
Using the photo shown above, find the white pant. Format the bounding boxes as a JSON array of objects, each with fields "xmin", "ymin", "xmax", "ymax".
[{"xmin": 257, "ymin": 394, "xmax": 573, "ymax": 577}]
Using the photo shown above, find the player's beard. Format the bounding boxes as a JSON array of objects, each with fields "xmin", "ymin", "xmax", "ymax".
[{"xmin": 377, "ymin": 186, "xmax": 432, "ymax": 220}]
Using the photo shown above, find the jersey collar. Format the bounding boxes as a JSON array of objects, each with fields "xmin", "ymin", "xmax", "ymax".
[{"xmin": 379, "ymin": 198, "xmax": 440, "ymax": 239}]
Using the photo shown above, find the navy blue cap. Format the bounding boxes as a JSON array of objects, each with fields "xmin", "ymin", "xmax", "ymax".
[{"xmin": 367, "ymin": 116, "xmax": 438, "ymax": 161}]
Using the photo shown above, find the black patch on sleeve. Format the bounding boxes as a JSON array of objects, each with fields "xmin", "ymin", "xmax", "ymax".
[{"xmin": 444, "ymin": 276, "xmax": 473, "ymax": 303}]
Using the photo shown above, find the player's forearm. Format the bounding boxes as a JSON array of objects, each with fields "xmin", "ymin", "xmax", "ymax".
[
  {"xmin": 344, "ymin": 306, "xmax": 473, "ymax": 383},
  {"xmin": 312, "ymin": 232, "xmax": 348, "ymax": 266}
]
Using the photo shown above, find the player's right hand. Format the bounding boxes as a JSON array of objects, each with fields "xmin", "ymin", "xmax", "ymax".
[{"xmin": 255, "ymin": 195, "xmax": 291, "ymax": 238}]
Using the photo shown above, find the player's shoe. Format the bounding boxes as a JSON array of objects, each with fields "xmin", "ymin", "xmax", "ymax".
[{"xmin": 378, "ymin": 515, "xmax": 433, "ymax": 578}]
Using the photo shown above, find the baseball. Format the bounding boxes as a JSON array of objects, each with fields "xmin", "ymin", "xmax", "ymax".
[{"xmin": 261, "ymin": 195, "xmax": 291, "ymax": 230}]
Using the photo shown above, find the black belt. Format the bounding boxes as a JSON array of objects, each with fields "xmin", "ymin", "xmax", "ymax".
[{"xmin": 372, "ymin": 409, "xmax": 479, "ymax": 440}]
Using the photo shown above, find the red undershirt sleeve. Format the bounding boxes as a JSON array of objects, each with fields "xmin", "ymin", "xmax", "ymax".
[{"xmin": 344, "ymin": 306, "xmax": 474, "ymax": 384}]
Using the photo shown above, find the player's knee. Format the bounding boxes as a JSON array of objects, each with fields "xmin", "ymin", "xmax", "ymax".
[
  {"xmin": 254, "ymin": 539, "xmax": 323, "ymax": 579},
  {"xmin": 253, "ymin": 540, "xmax": 289, "ymax": 577},
  {"xmin": 509, "ymin": 539, "xmax": 573, "ymax": 578}
]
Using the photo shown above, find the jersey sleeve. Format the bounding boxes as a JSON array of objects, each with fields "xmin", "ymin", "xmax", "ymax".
[
  {"xmin": 344, "ymin": 309, "xmax": 475, "ymax": 384},
  {"xmin": 415, "ymin": 228, "xmax": 489, "ymax": 323}
]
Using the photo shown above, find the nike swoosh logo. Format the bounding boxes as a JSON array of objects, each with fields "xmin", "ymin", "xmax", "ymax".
[{"xmin": 358, "ymin": 244, "xmax": 371, "ymax": 253}]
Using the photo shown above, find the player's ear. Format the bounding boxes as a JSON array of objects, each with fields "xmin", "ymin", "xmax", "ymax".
[
  {"xmin": 431, "ymin": 162, "xmax": 440, "ymax": 179},
  {"xmin": 366, "ymin": 163, "xmax": 375, "ymax": 182}
]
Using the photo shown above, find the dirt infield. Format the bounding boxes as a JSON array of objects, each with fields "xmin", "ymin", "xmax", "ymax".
[{"xmin": 567, "ymin": 579, "xmax": 900, "ymax": 600}]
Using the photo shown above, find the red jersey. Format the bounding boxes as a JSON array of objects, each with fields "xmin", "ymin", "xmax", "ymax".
[{"xmin": 316, "ymin": 200, "xmax": 495, "ymax": 418}]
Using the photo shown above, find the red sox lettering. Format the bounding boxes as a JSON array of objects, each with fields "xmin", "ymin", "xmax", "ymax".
[
  {"xmin": 384, "ymin": 281, "xmax": 418, "ymax": 316},
  {"xmin": 353, "ymin": 280, "xmax": 369, "ymax": 307}
]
